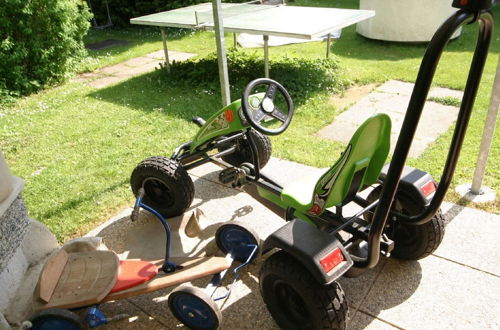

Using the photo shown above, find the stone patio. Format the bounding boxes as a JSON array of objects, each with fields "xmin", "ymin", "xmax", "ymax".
[
  {"xmin": 87, "ymin": 158, "xmax": 499, "ymax": 330},
  {"xmin": 318, "ymin": 80, "xmax": 464, "ymax": 158},
  {"xmin": 73, "ymin": 50, "xmax": 196, "ymax": 89}
]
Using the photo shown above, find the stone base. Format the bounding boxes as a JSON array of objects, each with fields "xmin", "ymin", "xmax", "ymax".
[
  {"xmin": 0, "ymin": 219, "xmax": 59, "ymax": 326},
  {"xmin": 455, "ymin": 184, "xmax": 497, "ymax": 203}
]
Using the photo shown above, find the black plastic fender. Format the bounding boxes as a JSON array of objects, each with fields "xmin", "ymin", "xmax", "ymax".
[
  {"xmin": 262, "ymin": 220, "xmax": 353, "ymax": 285},
  {"xmin": 379, "ymin": 164, "xmax": 436, "ymax": 206}
]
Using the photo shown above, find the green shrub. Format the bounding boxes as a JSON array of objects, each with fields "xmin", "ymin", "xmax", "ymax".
[
  {"xmin": 165, "ymin": 49, "xmax": 347, "ymax": 101},
  {"xmin": 0, "ymin": 0, "xmax": 92, "ymax": 95},
  {"xmin": 89, "ymin": 0, "xmax": 246, "ymax": 27}
]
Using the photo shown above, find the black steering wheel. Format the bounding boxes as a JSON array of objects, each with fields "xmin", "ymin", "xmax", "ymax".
[{"xmin": 242, "ymin": 78, "xmax": 294, "ymax": 136}]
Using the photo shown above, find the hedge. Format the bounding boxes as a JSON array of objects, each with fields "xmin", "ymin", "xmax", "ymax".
[
  {"xmin": 89, "ymin": 0, "xmax": 247, "ymax": 27},
  {"xmin": 0, "ymin": 0, "xmax": 92, "ymax": 96}
]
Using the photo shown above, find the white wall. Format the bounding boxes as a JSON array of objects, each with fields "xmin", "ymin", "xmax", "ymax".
[{"xmin": 357, "ymin": 0, "xmax": 461, "ymax": 42}]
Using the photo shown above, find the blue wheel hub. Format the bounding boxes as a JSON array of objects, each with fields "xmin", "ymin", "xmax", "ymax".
[
  {"xmin": 218, "ymin": 226, "xmax": 256, "ymax": 262},
  {"xmin": 171, "ymin": 293, "xmax": 217, "ymax": 329}
]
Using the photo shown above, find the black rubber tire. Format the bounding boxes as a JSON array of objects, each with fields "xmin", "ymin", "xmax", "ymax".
[
  {"xmin": 366, "ymin": 186, "xmax": 445, "ymax": 260},
  {"xmin": 168, "ymin": 285, "xmax": 222, "ymax": 330},
  {"xmin": 130, "ymin": 156, "xmax": 194, "ymax": 218},
  {"xmin": 221, "ymin": 129, "xmax": 272, "ymax": 169},
  {"xmin": 260, "ymin": 251, "xmax": 348, "ymax": 330},
  {"xmin": 30, "ymin": 308, "xmax": 85, "ymax": 330},
  {"xmin": 215, "ymin": 221, "xmax": 261, "ymax": 262}
]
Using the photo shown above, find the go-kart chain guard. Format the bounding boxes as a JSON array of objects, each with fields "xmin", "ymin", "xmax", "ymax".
[{"xmin": 262, "ymin": 220, "xmax": 353, "ymax": 285}]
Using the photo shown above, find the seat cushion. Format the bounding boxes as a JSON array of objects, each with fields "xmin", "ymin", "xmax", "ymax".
[
  {"xmin": 110, "ymin": 260, "xmax": 158, "ymax": 293},
  {"xmin": 281, "ymin": 169, "xmax": 326, "ymax": 212}
]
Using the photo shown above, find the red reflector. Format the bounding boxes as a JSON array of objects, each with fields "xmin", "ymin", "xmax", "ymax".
[
  {"xmin": 460, "ymin": 0, "xmax": 468, "ymax": 6},
  {"xmin": 420, "ymin": 181, "xmax": 437, "ymax": 197},
  {"xmin": 320, "ymin": 248, "xmax": 344, "ymax": 273}
]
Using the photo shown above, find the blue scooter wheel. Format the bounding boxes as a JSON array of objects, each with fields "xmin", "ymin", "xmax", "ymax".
[
  {"xmin": 168, "ymin": 286, "xmax": 221, "ymax": 330},
  {"xmin": 215, "ymin": 221, "xmax": 260, "ymax": 262},
  {"xmin": 30, "ymin": 308, "xmax": 84, "ymax": 330}
]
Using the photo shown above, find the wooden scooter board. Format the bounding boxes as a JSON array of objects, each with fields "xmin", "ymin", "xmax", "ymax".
[
  {"xmin": 102, "ymin": 256, "xmax": 232, "ymax": 302},
  {"xmin": 36, "ymin": 250, "xmax": 120, "ymax": 310}
]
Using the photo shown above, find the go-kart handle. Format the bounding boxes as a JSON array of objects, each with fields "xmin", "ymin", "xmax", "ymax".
[
  {"xmin": 131, "ymin": 187, "xmax": 145, "ymax": 222},
  {"xmin": 242, "ymin": 78, "xmax": 294, "ymax": 136}
]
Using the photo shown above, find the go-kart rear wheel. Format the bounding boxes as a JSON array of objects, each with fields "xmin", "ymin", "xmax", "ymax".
[
  {"xmin": 215, "ymin": 221, "xmax": 260, "ymax": 262},
  {"xmin": 260, "ymin": 251, "xmax": 348, "ymax": 330},
  {"xmin": 221, "ymin": 129, "xmax": 272, "ymax": 169},
  {"xmin": 168, "ymin": 285, "xmax": 221, "ymax": 330},
  {"xmin": 130, "ymin": 156, "xmax": 194, "ymax": 218},
  {"xmin": 365, "ymin": 186, "xmax": 445, "ymax": 260},
  {"xmin": 29, "ymin": 308, "xmax": 85, "ymax": 330}
]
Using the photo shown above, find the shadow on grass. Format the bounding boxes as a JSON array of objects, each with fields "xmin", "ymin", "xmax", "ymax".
[
  {"xmin": 88, "ymin": 69, "xmax": 223, "ymax": 123},
  {"xmin": 87, "ymin": 51, "xmax": 345, "ymax": 122}
]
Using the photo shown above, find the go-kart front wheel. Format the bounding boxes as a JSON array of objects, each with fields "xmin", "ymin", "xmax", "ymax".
[
  {"xmin": 168, "ymin": 285, "xmax": 221, "ymax": 330},
  {"xmin": 130, "ymin": 156, "xmax": 194, "ymax": 218},
  {"xmin": 221, "ymin": 129, "xmax": 272, "ymax": 169},
  {"xmin": 260, "ymin": 251, "xmax": 348, "ymax": 330}
]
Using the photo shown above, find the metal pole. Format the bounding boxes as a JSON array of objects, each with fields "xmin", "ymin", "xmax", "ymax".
[
  {"xmin": 471, "ymin": 54, "xmax": 500, "ymax": 194},
  {"xmin": 264, "ymin": 35, "xmax": 269, "ymax": 78},
  {"xmin": 160, "ymin": 28, "xmax": 170, "ymax": 73},
  {"xmin": 233, "ymin": 33, "xmax": 237, "ymax": 48},
  {"xmin": 212, "ymin": 0, "xmax": 231, "ymax": 106},
  {"xmin": 326, "ymin": 33, "xmax": 331, "ymax": 58}
]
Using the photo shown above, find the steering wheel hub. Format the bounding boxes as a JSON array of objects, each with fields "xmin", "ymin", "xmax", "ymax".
[
  {"xmin": 262, "ymin": 98, "xmax": 274, "ymax": 113},
  {"xmin": 242, "ymin": 78, "xmax": 294, "ymax": 136}
]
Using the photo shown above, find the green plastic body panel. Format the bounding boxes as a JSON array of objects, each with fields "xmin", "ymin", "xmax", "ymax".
[
  {"xmin": 257, "ymin": 186, "xmax": 315, "ymax": 225},
  {"xmin": 281, "ymin": 113, "xmax": 391, "ymax": 216},
  {"xmin": 190, "ymin": 93, "xmax": 265, "ymax": 152}
]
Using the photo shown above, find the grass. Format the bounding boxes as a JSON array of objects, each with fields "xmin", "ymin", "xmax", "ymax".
[
  {"xmin": 1, "ymin": 0, "xmax": 499, "ymax": 241},
  {"xmin": 428, "ymin": 96, "xmax": 462, "ymax": 107}
]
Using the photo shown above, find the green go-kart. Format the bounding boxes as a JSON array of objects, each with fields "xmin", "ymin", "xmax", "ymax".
[{"xmin": 130, "ymin": 0, "xmax": 494, "ymax": 328}]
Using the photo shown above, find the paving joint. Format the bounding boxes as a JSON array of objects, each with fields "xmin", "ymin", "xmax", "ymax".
[{"xmin": 431, "ymin": 254, "xmax": 500, "ymax": 278}]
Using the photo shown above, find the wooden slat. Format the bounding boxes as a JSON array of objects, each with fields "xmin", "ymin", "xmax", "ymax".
[
  {"xmin": 38, "ymin": 251, "xmax": 119, "ymax": 310},
  {"xmin": 37, "ymin": 249, "xmax": 68, "ymax": 303},
  {"xmin": 102, "ymin": 256, "xmax": 232, "ymax": 301}
]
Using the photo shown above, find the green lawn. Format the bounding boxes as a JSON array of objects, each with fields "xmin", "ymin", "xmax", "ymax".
[{"xmin": 1, "ymin": 0, "xmax": 498, "ymax": 241}]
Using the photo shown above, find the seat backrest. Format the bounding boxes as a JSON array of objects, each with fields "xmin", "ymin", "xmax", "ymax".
[{"xmin": 308, "ymin": 113, "xmax": 391, "ymax": 215}]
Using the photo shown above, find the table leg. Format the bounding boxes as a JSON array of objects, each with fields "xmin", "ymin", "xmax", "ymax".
[
  {"xmin": 160, "ymin": 28, "xmax": 171, "ymax": 73},
  {"xmin": 264, "ymin": 35, "xmax": 269, "ymax": 78},
  {"xmin": 326, "ymin": 33, "xmax": 331, "ymax": 58}
]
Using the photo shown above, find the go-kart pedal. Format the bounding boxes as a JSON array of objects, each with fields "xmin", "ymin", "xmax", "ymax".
[{"xmin": 219, "ymin": 167, "xmax": 247, "ymax": 187}]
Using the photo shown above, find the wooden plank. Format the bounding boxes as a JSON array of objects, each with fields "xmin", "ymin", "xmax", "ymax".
[
  {"xmin": 37, "ymin": 250, "xmax": 119, "ymax": 310},
  {"xmin": 102, "ymin": 256, "xmax": 232, "ymax": 302},
  {"xmin": 37, "ymin": 249, "xmax": 68, "ymax": 303}
]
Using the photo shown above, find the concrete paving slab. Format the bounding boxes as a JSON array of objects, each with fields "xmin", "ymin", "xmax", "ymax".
[
  {"xmin": 89, "ymin": 158, "xmax": 499, "ymax": 329},
  {"xmin": 145, "ymin": 50, "xmax": 197, "ymax": 62},
  {"xmin": 375, "ymin": 80, "xmax": 416, "ymax": 96},
  {"xmin": 429, "ymin": 87, "xmax": 464, "ymax": 100},
  {"xmin": 98, "ymin": 299, "xmax": 167, "ymax": 329},
  {"xmin": 88, "ymin": 76, "xmax": 125, "ymax": 89},
  {"xmin": 359, "ymin": 256, "xmax": 500, "ymax": 330},
  {"xmin": 436, "ymin": 202, "xmax": 500, "ymax": 275},
  {"xmin": 121, "ymin": 56, "xmax": 154, "ymax": 67},
  {"xmin": 318, "ymin": 80, "xmax": 461, "ymax": 158},
  {"xmin": 348, "ymin": 311, "xmax": 400, "ymax": 330},
  {"xmin": 77, "ymin": 50, "xmax": 196, "ymax": 89}
]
